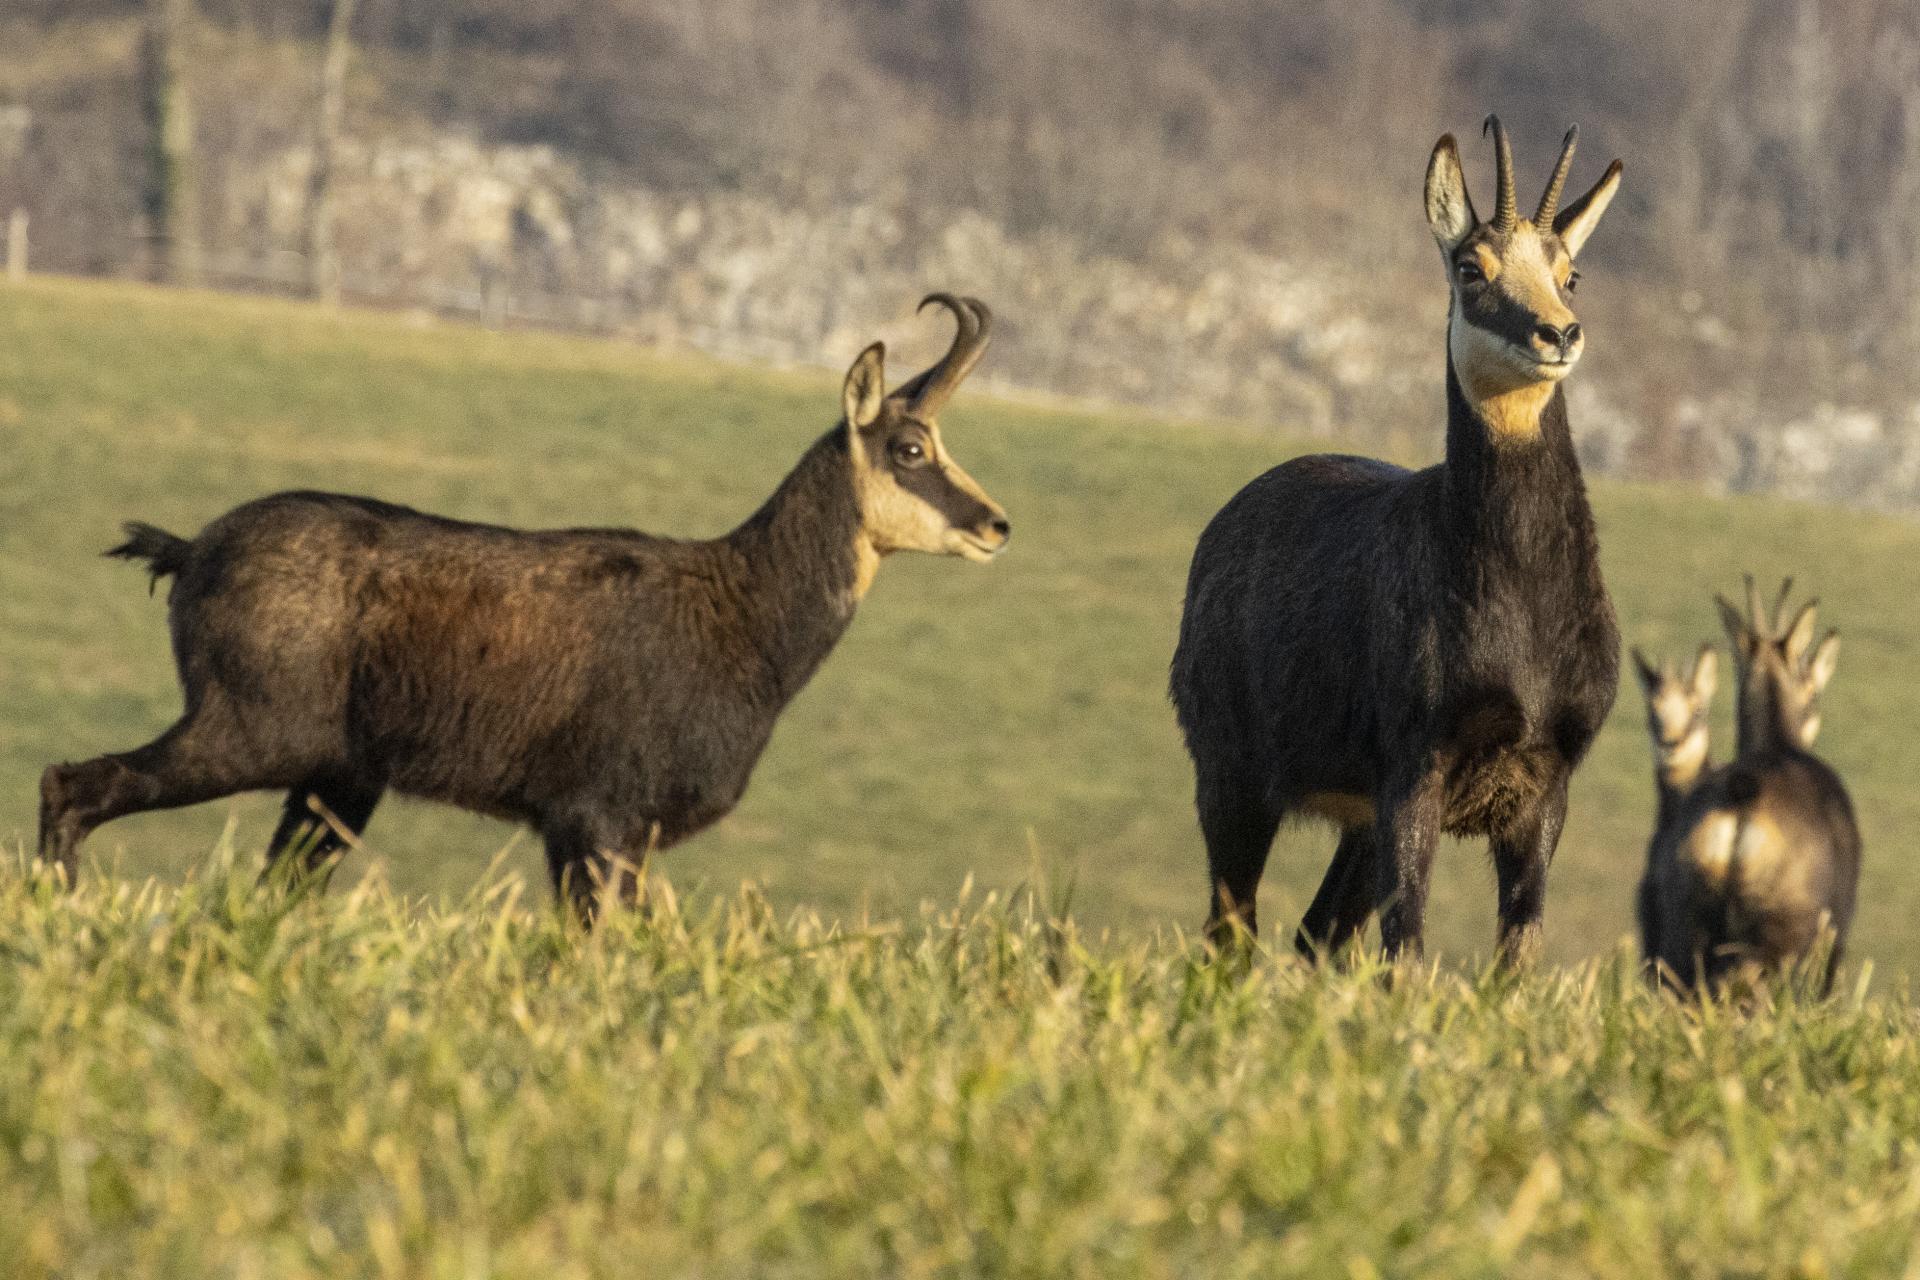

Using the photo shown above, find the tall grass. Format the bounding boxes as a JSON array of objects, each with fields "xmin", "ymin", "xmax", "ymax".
[{"xmin": 2, "ymin": 851, "xmax": 1917, "ymax": 1278}]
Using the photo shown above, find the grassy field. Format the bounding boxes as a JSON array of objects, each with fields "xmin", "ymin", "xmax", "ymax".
[
  {"xmin": 4, "ymin": 864, "xmax": 1919, "ymax": 1278},
  {"xmin": 6, "ymin": 277, "xmax": 1920, "ymax": 1274},
  {"xmin": 3, "ymin": 275, "xmax": 1918, "ymax": 970}
]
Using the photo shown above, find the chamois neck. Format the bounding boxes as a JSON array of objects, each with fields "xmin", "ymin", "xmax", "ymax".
[
  {"xmin": 1734, "ymin": 674, "xmax": 1803, "ymax": 761},
  {"xmin": 721, "ymin": 429, "xmax": 867, "ymax": 701},
  {"xmin": 1654, "ymin": 732, "xmax": 1709, "ymax": 820},
  {"xmin": 1442, "ymin": 359, "xmax": 1591, "ymax": 546}
]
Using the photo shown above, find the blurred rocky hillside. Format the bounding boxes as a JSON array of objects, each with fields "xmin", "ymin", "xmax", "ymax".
[{"xmin": 5, "ymin": 0, "xmax": 1920, "ymax": 508}]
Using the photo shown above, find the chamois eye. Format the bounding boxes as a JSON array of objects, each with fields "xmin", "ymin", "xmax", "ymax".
[
  {"xmin": 1456, "ymin": 260, "xmax": 1483, "ymax": 284},
  {"xmin": 1565, "ymin": 270, "xmax": 1580, "ymax": 294},
  {"xmin": 892, "ymin": 438, "xmax": 928, "ymax": 467}
]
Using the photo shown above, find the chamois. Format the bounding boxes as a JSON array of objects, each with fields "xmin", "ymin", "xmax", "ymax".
[
  {"xmin": 1629, "ymin": 644, "xmax": 1715, "ymax": 968},
  {"xmin": 38, "ymin": 295, "xmax": 1011, "ymax": 920},
  {"xmin": 1170, "ymin": 119, "xmax": 1624, "ymax": 963},
  {"xmin": 1638, "ymin": 581, "xmax": 1859, "ymax": 991}
]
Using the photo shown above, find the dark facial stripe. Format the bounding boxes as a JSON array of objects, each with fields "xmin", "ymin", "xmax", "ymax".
[
  {"xmin": 896, "ymin": 461, "xmax": 998, "ymax": 530},
  {"xmin": 1457, "ymin": 281, "xmax": 1560, "ymax": 349}
]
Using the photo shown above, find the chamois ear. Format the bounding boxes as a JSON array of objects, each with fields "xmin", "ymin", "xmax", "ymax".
[
  {"xmin": 1783, "ymin": 601, "xmax": 1819, "ymax": 665},
  {"xmin": 1425, "ymin": 134, "xmax": 1477, "ymax": 255},
  {"xmin": 1808, "ymin": 631, "xmax": 1841, "ymax": 693},
  {"xmin": 842, "ymin": 342, "xmax": 887, "ymax": 434},
  {"xmin": 1630, "ymin": 647, "xmax": 1662, "ymax": 695},
  {"xmin": 1554, "ymin": 159, "xmax": 1622, "ymax": 258},
  {"xmin": 1688, "ymin": 644, "xmax": 1717, "ymax": 703},
  {"xmin": 1715, "ymin": 595, "xmax": 1750, "ymax": 653}
]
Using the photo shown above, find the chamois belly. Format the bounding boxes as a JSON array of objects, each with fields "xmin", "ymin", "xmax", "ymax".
[
  {"xmin": 1434, "ymin": 683, "xmax": 1565, "ymax": 836},
  {"xmin": 1440, "ymin": 744, "xmax": 1559, "ymax": 836}
]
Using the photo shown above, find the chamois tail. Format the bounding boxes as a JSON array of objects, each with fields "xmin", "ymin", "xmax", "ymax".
[{"xmin": 106, "ymin": 521, "xmax": 192, "ymax": 593}]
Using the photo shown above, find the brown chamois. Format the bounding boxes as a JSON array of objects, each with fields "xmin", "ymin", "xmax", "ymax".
[
  {"xmin": 1639, "ymin": 580, "xmax": 1858, "ymax": 992},
  {"xmin": 1170, "ymin": 119, "xmax": 1624, "ymax": 963},
  {"xmin": 1629, "ymin": 643, "xmax": 1715, "ymax": 967},
  {"xmin": 38, "ymin": 295, "xmax": 1010, "ymax": 920}
]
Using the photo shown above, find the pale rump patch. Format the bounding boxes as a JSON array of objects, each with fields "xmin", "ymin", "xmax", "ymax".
[
  {"xmin": 1684, "ymin": 810, "xmax": 1739, "ymax": 885},
  {"xmin": 1732, "ymin": 810, "xmax": 1788, "ymax": 884}
]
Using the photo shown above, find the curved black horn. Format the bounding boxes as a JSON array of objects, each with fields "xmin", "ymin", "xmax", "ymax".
[
  {"xmin": 897, "ymin": 293, "xmax": 993, "ymax": 418},
  {"xmin": 1536, "ymin": 125, "xmax": 1578, "ymax": 227},
  {"xmin": 1483, "ymin": 115, "xmax": 1517, "ymax": 233}
]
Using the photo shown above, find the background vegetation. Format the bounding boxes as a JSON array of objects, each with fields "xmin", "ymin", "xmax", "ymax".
[
  {"xmin": 4, "ymin": 276, "xmax": 1918, "ymax": 974},
  {"xmin": 5, "ymin": 0, "xmax": 1920, "ymax": 504}
]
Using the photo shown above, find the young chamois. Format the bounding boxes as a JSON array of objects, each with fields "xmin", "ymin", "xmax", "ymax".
[
  {"xmin": 1629, "ymin": 643, "xmax": 1716, "ymax": 968},
  {"xmin": 38, "ymin": 295, "xmax": 1011, "ymax": 920},
  {"xmin": 1638, "ymin": 581, "xmax": 1858, "ymax": 992},
  {"xmin": 1170, "ymin": 119, "xmax": 1624, "ymax": 963}
]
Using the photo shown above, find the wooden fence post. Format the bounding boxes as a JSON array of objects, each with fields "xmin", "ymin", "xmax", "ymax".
[{"xmin": 5, "ymin": 209, "xmax": 24, "ymax": 280}]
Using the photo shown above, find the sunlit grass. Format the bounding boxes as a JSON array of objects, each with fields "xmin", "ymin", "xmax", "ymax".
[{"xmin": 1, "ymin": 858, "xmax": 1916, "ymax": 1278}]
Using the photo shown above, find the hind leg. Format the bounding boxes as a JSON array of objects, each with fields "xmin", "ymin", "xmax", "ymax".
[
  {"xmin": 1295, "ymin": 827, "xmax": 1375, "ymax": 961},
  {"xmin": 1197, "ymin": 772, "xmax": 1281, "ymax": 949},
  {"xmin": 264, "ymin": 777, "xmax": 385, "ymax": 876},
  {"xmin": 39, "ymin": 705, "xmax": 308, "ymax": 881}
]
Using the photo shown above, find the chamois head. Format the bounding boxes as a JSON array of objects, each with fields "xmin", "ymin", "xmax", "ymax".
[
  {"xmin": 1716, "ymin": 577, "xmax": 1840, "ymax": 754},
  {"xmin": 1631, "ymin": 644, "xmax": 1716, "ymax": 792},
  {"xmin": 1424, "ymin": 118, "xmax": 1623, "ymax": 438},
  {"xmin": 840, "ymin": 294, "xmax": 1010, "ymax": 567}
]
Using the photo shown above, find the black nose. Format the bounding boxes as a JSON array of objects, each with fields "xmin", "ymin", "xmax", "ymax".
[
  {"xmin": 989, "ymin": 517, "xmax": 1011, "ymax": 541},
  {"xmin": 1534, "ymin": 322, "xmax": 1580, "ymax": 352}
]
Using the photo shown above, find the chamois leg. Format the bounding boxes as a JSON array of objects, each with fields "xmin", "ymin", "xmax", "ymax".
[
  {"xmin": 1634, "ymin": 868, "xmax": 1668, "ymax": 983},
  {"xmin": 1197, "ymin": 772, "xmax": 1281, "ymax": 949},
  {"xmin": 38, "ymin": 705, "xmax": 303, "ymax": 882},
  {"xmin": 541, "ymin": 817, "xmax": 649, "ymax": 927},
  {"xmin": 1294, "ymin": 827, "xmax": 1375, "ymax": 961},
  {"xmin": 1374, "ymin": 772, "xmax": 1444, "ymax": 960},
  {"xmin": 1490, "ymin": 776, "xmax": 1568, "ymax": 969},
  {"xmin": 263, "ymin": 777, "xmax": 385, "ymax": 876},
  {"xmin": 1820, "ymin": 941, "xmax": 1845, "ymax": 998}
]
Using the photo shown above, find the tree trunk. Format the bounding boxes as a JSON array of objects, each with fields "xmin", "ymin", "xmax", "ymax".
[
  {"xmin": 306, "ymin": 0, "xmax": 360, "ymax": 304},
  {"xmin": 140, "ymin": 0, "xmax": 199, "ymax": 286}
]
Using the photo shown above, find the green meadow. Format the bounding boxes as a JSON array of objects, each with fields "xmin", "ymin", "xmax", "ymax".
[
  {"xmin": 2, "ymin": 275, "xmax": 1915, "ymax": 969},
  {"xmin": 6, "ymin": 277, "xmax": 1920, "ymax": 1275},
  {"xmin": 4, "ymin": 870, "xmax": 1919, "ymax": 1279}
]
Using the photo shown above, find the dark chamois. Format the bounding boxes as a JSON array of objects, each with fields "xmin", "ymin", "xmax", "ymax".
[
  {"xmin": 1638, "ymin": 581, "xmax": 1859, "ymax": 992},
  {"xmin": 39, "ymin": 295, "xmax": 1010, "ymax": 919},
  {"xmin": 1629, "ymin": 643, "xmax": 1716, "ymax": 971},
  {"xmin": 1170, "ymin": 119, "xmax": 1624, "ymax": 963}
]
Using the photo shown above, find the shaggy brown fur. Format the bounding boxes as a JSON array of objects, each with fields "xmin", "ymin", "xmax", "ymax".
[
  {"xmin": 1638, "ymin": 581, "xmax": 1859, "ymax": 992},
  {"xmin": 1170, "ymin": 120, "xmax": 1623, "ymax": 964},
  {"xmin": 39, "ymin": 296, "xmax": 1010, "ymax": 920}
]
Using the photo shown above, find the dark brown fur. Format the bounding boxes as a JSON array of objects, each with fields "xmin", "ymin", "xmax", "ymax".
[
  {"xmin": 1169, "ymin": 121, "xmax": 1623, "ymax": 963},
  {"xmin": 1638, "ymin": 583, "xmax": 1860, "ymax": 992},
  {"xmin": 38, "ymin": 296, "xmax": 1009, "ymax": 918}
]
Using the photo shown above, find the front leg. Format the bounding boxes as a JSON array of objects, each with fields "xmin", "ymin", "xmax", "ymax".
[
  {"xmin": 541, "ymin": 813, "xmax": 657, "ymax": 927},
  {"xmin": 1491, "ymin": 774, "xmax": 1568, "ymax": 969},
  {"xmin": 1374, "ymin": 769, "xmax": 1444, "ymax": 960}
]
